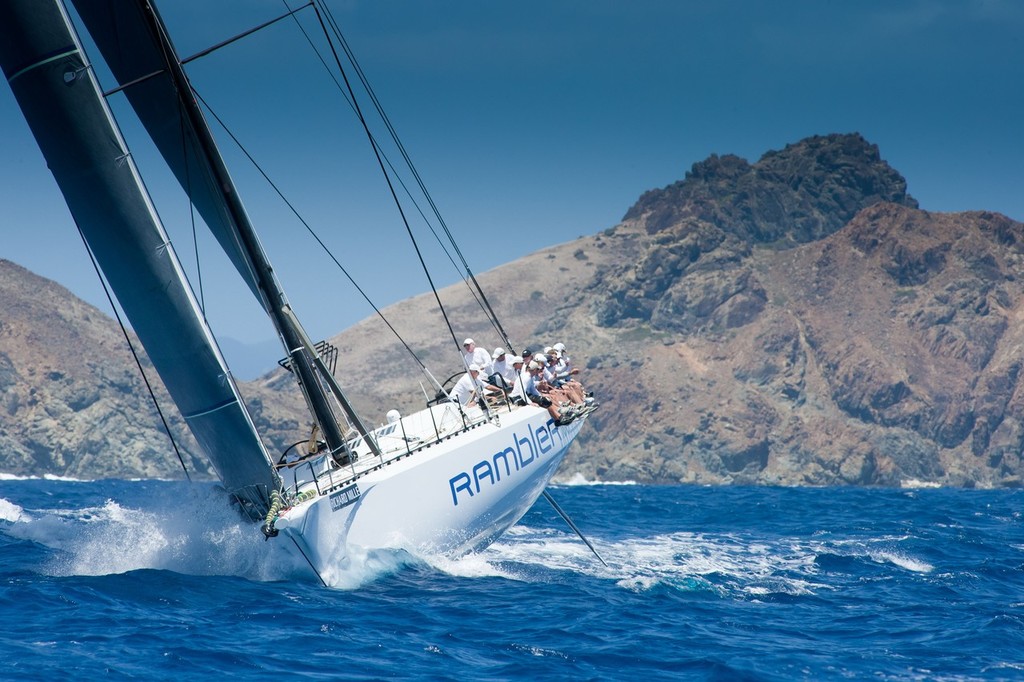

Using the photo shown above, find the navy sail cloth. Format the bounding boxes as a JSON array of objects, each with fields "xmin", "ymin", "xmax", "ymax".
[
  {"xmin": 72, "ymin": 0, "xmax": 266, "ymax": 307},
  {"xmin": 0, "ymin": 0, "xmax": 279, "ymax": 511}
]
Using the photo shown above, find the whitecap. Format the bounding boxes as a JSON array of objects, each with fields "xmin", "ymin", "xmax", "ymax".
[
  {"xmin": 868, "ymin": 550, "xmax": 934, "ymax": 573},
  {"xmin": 900, "ymin": 479, "xmax": 941, "ymax": 489},
  {"xmin": 450, "ymin": 525, "xmax": 834, "ymax": 599},
  {"xmin": 317, "ymin": 546, "xmax": 422, "ymax": 590},
  {"xmin": 41, "ymin": 474, "xmax": 93, "ymax": 482},
  {"xmin": 554, "ymin": 473, "xmax": 637, "ymax": 486},
  {"xmin": 3, "ymin": 484, "xmax": 307, "ymax": 583},
  {"xmin": 0, "ymin": 497, "xmax": 27, "ymax": 523},
  {"xmin": 0, "ymin": 473, "xmax": 38, "ymax": 481}
]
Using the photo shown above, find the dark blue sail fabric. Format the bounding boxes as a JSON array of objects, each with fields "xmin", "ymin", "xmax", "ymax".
[
  {"xmin": 0, "ymin": 0, "xmax": 279, "ymax": 510},
  {"xmin": 72, "ymin": 0, "xmax": 266, "ymax": 308}
]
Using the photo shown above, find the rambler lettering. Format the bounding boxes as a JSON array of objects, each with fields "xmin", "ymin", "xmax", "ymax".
[{"xmin": 448, "ymin": 418, "xmax": 567, "ymax": 506}]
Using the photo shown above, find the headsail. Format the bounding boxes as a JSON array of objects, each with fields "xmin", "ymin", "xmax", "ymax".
[
  {"xmin": 72, "ymin": 0, "xmax": 265, "ymax": 307},
  {"xmin": 0, "ymin": 0, "xmax": 280, "ymax": 512},
  {"xmin": 72, "ymin": 0, "xmax": 377, "ymax": 461}
]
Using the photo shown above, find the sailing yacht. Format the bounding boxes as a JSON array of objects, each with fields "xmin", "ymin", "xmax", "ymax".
[{"xmin": 0, "ymin": 0, "xmax": 594, "ymax": 583}]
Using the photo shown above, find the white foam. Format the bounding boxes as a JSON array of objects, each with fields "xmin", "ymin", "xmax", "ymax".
[
  {"xmin": 868, "ymin": 550, "xmax": 934, "ymax": 573},
  {"xmin": 317, "ymin": 546, "xmax": 422, "ymax": 590},
  {"xmin": 0, "ymin": 473, "xmax": 36, "ymax": 481},
  {"xmin": 554, "ymin": 473, "xmax": 637, "ymax": 486},
  {"xmin": 0, "ymin": 485, "xmax": 310, "ymax": 582},
  {"xmin": 1, "ymin": 480, "xmax": 939, "ymax": 591},
  {"xmin": 424, "ymin": 550, "xmax": 520, "ymax": 581},
  {"xmin": 0, "ymin": 498, "xmax": 26, "ymax": 523},
  {"xmin": 42, "ymin": 473, "xmax": 94, "ymax": 482},
  {"xmin": 900, "ymin": 479, "xmax": 942, "ymax": 489},
  {"xmin": 451, "ymin": 526, "xmax": 836, "ymax": 597}
]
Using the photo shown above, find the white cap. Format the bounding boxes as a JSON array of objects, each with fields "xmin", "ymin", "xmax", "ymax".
[
  {"xmin": 528, "ymin": 360, "xmax": 543, "ymax": 370},
  {"xmin": 533, "ymin": 353, "xmax": 546, "ymax": 363},
  {"xmin": 463, "ymin": 338, "xmax": 474, "ymax": 346},
  {"xmin": 492, "ymin": 347, "xmax": 506, "ymax": 358},
  {"xmin": 553, "ymin": 342, "xmax": 566, "ymax": 352},
  {"xmin": 468, "ymin": 363, "xmax": 481, "ymax": 372},
  {"xmin": 544, "ymin": 346, "xmax": 553, "ymax": 354},
  {"xmin": 512, "ymin": 356, "xmax": 524, "ymax": 365}
]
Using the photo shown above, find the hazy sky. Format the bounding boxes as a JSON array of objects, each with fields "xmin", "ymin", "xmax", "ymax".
[{"xmin": 2, "ymin": 0, "xmax": 1022, "ymax": 352}]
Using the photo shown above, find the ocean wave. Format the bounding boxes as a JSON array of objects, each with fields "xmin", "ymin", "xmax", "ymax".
[
  {"xmin": 0, "ymin": 484, "xmax": 449, "ymax": 590},
  {"xmin": 453, "ymin": 527, "xmax": 832, "ymax": 597},
  {"xmin": 0, "ymin": 486, "xmax": 311, "ymax": 583},
  {"xmin": 0, "ymin": 498, "xmax": 26, "ymax": 523},
  {"xmin": 0, "ymin": 479, "xmax": 941, "ymax": 592},
  {"xmin": 867, "ymin": 550, "xmax": 934, "ymax": 573},
  {"xmin": 430, "ymin": 523, "xmax": 938, "ymax": 601}
]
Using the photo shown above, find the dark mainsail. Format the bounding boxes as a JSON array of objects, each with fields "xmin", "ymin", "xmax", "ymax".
[{"xmin": 0, "ymin": 0, "xmax": 280, "ymax": 510}]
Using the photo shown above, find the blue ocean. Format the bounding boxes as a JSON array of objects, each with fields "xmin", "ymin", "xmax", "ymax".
[{"xmin": 1, "ymin": 476, "xmax": 1022, "ymax": 681}]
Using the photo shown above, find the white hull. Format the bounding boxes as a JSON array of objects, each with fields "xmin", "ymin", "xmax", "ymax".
[{"xmin": 272, "ymin": 403, "xmax": 586, "ymax": 581}]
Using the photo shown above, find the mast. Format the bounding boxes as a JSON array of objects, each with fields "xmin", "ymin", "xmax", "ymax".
[
  {"xmin": 137, "ymin": 0, "xmax": 352, "ymax": 458},
  {"xmin": 0, "ymin": 0, "xmax": 281, "ymax": 512},
  {"xmin": 73, "ymin": 0, "xmax": 380, "ymax": 459}
]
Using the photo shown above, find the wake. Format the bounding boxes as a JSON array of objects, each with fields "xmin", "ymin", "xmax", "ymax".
[
  {"xmin": 436, "ymin": 524, "xmax": 934, "ymax": 598},
  {"xmin": 1, "ymin": 483, "xmax": 935, "ymax": 593}
]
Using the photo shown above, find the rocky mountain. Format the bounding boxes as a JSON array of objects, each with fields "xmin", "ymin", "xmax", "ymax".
[
  {"xmin": 0, "ymin": 261, "xmax": 310, "ymax": 479},
  {"xmin": 3, "ymin": 132, "xmax": 1023, "ymax": 488},
  {"xmin": 0, "ymin": 260, "xmax": 206, "ymax": 478},
  {"xmin": 318, "ymin": 133, "xmax": 1024, "ymax": 488}
]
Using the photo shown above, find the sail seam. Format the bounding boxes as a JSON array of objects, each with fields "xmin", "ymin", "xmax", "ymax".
[{"xmin": 7, "ymin": 48, "xmax": 79, "ymax": 83}]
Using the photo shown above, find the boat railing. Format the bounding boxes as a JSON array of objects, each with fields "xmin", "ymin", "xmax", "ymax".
[{"xmin": 278, "ymin": 397, "xmax": 518, "ymax": 501}]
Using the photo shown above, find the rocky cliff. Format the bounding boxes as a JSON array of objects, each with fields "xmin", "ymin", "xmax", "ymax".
[
  {"xmin": 318, "ymin": 133, "xmax": 1024, "ymax": 488},
  {"xmin": 3, "ymin": 132, "xmax": 1023, "ymax": 488},
  {"xmin": 0, "ymin": 261, "xmax": 312, "ymax": 479}
]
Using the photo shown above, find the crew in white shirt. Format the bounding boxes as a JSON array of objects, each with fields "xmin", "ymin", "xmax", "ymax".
[
  {"xmin": 491, "ymin": 347, "xmax": 517, "ymax": 389},
  {"xmin": 462, "ymin": 338, "xmax": 492, "ymax": 375},
  {"xmin": 451, "ymin": 364, "xmax": 483, "ymax": 406}
]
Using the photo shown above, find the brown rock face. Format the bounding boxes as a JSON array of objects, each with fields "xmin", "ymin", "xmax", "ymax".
[
  {"xmin": 0, "ymin": 260, "xmax": 307, "ymax": 479},
  {"xmin": 0, "ymin": 260, "xmax": 209, "ymax": 478},
  {"xmin": 4, "ymin": 132, "xmax": 1024, "ymax": 489},
  {"xmin": 569, "ymin": 202, "xmax": 1024, "ymax": 488},
  {"xmin": 312, "ymin": 134, "xmax": 1022, "ymax": 489}
]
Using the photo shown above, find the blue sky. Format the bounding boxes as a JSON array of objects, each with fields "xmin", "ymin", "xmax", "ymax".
[{"xmin": 2, "ymin": 1, "xmax": 1022, "ymax": 354}]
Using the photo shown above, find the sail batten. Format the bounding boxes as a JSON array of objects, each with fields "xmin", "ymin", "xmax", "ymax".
[
  {"xmin": 183, "ymin": 397, "xmax": 246, "ymax": 420},
  {"xmin": 0, "ymin": 0, "xmax": 280, "ymax": 510},
  {"xmin": 73, "ymin": 0, "xmax": 376, "ymax": 458},
  {"xmin": 7, "ymin": 48, "xmax": 80, "ymax": 82},
  {"xmin": 72, "ymin": 0, "xmax": 267, "ymax": 309}
]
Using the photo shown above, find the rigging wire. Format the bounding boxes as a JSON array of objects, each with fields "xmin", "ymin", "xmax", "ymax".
[
  {"xmin": 278, "ymin": 5, "xmax": 468, "ymax": 272},
  {"xmin": 191, "ymin": 88, "xmax": 440, "ymax": 388},
  {"xmin": 74, "ymin": 222, "xmax": 192, "ymax": 482},
  {"xmin": 279, "ymin": 0, "xmax": 513, "ymax": 351},
  {"xmin": 308, "ymin": 1, "xmax": 463, "ymax": 354},
  {"xmin": 314, "ymin": 1, "xmax": 515, "ymax": 351},
  {"xmin": 180, "ymin": 3, "xmax": 314, "ymax": 66},
  {"xmin": 177, "ymin": 2, "xmax": 516, "ymax": 379},
  {"xmin": 280, "ymin": 4, "xmax": 499, "ymax": 329}
]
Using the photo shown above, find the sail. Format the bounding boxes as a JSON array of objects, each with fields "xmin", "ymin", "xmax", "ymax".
[
  {"xmin": 0, "ymin": 0, "xmax": 280, "ymax": 511},
  {"xmin": 71, "ymin": 0, "xmax": 372, "ymax": 458},
  {"xmin": 70, "ymin": 0, "xmax": 266, "ymax": 308}
]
